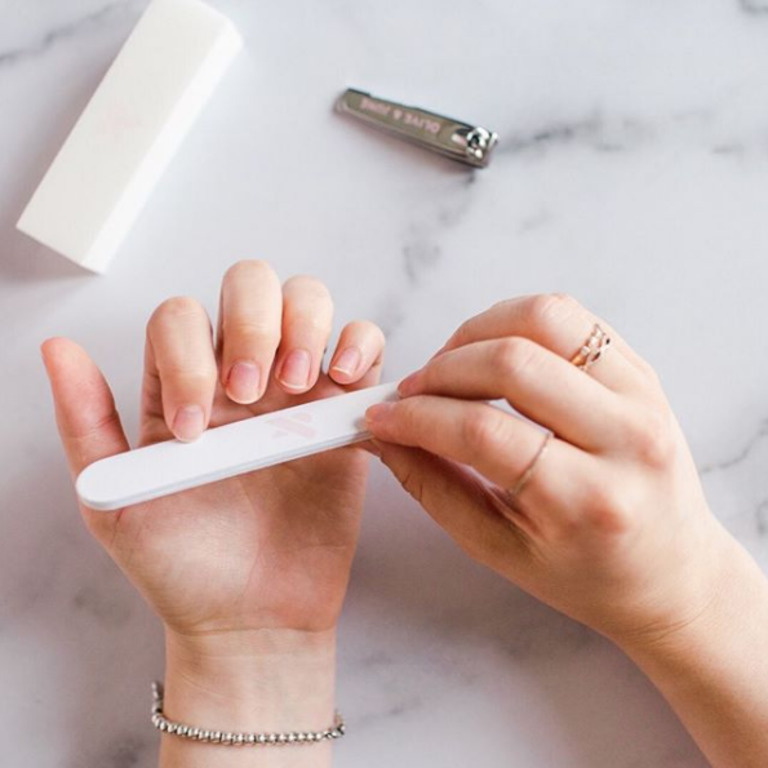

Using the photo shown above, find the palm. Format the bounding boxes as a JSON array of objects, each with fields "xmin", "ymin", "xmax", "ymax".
[{"xmin": 85, "ymin": 374, "xmax": 370, "ymax": 635}]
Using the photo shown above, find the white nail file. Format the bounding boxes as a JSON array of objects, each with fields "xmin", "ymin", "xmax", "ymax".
[
  {"xmin": 17, "ymin": 0, "xmax": 242, "ymax": 273},
  {"xmin": 76, "ymin": 383, "xmax": 399, "ymax": 511}
]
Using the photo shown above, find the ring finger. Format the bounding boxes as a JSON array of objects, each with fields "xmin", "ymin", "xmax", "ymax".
[{"xmin": 439, "ymin": 294, "xmax": 650, "ymax": 395}]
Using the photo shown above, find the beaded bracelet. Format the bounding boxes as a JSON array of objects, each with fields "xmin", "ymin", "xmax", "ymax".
[{"xmin": 150, "ymin": 682, "xmax": 346, "ymax": 747}]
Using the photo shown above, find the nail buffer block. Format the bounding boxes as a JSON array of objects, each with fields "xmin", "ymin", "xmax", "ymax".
[
  {"xmin": 76, "ymin": 383, "xmax": 399, "ymax": 511},
  {"xmin": 17, "ymin": 0, "xmax": 242, "ymax": 273}
]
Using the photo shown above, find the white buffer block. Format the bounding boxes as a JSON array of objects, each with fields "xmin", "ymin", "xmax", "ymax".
[
  {"xmin": 17, "ymin": 0, "xmax": 242, "ymax": 273},
  {"xmin": 76, "ymin": 383, "xmax": 399, "ymax": 511}
]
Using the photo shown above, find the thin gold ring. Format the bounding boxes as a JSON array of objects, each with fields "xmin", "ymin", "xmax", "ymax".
[
  {"xmin": 509, "ymin": 430, "xmax": 553, "ymax": 498},
  {"xmin": 570, "ymin": 323, "xmax": 612, "ymax": 372}
]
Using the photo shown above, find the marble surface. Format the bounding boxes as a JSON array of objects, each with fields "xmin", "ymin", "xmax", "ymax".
[{"xmin": 2, "ymin": 1, "xmax": 768, "ymax": 766}]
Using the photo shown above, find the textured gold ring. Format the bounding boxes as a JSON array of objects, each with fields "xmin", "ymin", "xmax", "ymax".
[{"xmin": 570, "ymin": 323, "xmax": 612, "ymax": 372}]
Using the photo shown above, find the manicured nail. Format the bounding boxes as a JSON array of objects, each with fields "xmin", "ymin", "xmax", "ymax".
[
  {"xmin": 366, "ymin": 402, "xmax": 394, "ymax": 424},
  {"xmin": 172, "ymin": 405, "xmax": 205, "ymax": 442},
  {"xmin": 279, "ymin": 349, "xmax": 312, "ymax": 390},
  {"xmin": 397, "ymin": 370, "xmax": 422, "ymax": 396},
  {"xmin": 331, "ymin": 346, "xmax": 362, "ymax": 377},
  {"xmin": 227, "ymin": 361, "xmax": 261, "ymax": 403}
]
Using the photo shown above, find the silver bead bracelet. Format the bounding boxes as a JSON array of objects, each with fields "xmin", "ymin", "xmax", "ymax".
[{"xmin": 151, "ymin": 682, "xmax": 346, "ymax": 746}]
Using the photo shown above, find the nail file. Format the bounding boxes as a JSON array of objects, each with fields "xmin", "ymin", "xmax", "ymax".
[
  {"xmin": 17, "ymin": 0, "xmax": 242, "ymax": 273},
  {"xmin": 76, "ymin": 383, "xmax": 399, "ymax": 511}
]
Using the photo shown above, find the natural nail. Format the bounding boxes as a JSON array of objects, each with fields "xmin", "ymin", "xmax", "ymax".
[
  {"xmin": 366, "ymin": 402, "xmax": 394, "ymax": 424},
  {"xmin": 172, "ymin": 405, "xmax": 205, "ymax": 442},
  {"xmin": 332, "ymin": 346, "xmax": 362, "ymax": 377},
  {"xmin": 279, "ymin": 349, "xmax": 312, "ymax": 390},
  {"xmin": 397, "ymin": 370, "xmax": 421, "ymax": 396},
  {"xmin": 227, "ymin": 361, "xmax": 261, "ymax": 403}
]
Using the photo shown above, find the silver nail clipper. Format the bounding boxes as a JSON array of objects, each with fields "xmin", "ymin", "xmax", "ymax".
[{"xmin": 336, "ymin": 88, "xmax": 498, "ymax": 169}]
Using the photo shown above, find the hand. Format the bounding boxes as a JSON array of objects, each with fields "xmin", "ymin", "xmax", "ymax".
[
  {"xmin": 366, "ymin": 293, "xmax": 768, "ymax": 767},
  {"xmin": 365, "ymin": 293, "xmax": 733, "ymax": 646},
  {"xmin": 42, "ymin": 260, "xmax": 385, "ymax": 765}
]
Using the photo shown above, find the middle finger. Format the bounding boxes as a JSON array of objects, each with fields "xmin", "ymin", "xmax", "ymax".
[{"xmin": 217, "ymin": 260, "xmax": 283, "ymax": 404}]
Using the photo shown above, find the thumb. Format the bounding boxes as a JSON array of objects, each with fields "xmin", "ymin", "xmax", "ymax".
[
  {"xmin": 41, "ymin": 338, "xmax": 130, "ymax": 529},
  {"xmin": 373, "ymin": 441, "xmax": 526, "ymax": 568}
]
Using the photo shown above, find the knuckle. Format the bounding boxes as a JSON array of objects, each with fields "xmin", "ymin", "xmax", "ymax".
[
  {"xmin": 160, "ymin": 365, "xmax": 217, "ymax": 386},
  {"xmin": 526, "ymin": 292, "xmax": 579, "ymax": 328},
  {"xmin": 493, "ymin": 337, "xmax": 538, "ymax": 380},
  {"xmin": 398, "ymin": 464, "xmax": 426, "ymax": 505},
  {"xmin": 628, "ymin": 408, "xmax": 676, "ymax": 468},
  {"xmin": 582, "ymin": 479, "xmax": 633, "ymax": 535},
  {"xmin": 462, "ymin": 408, "xmax": 506, "ymax": 455},
  {"xmin": 223, "ymin": 318, "xmax": 280, "ymax": 346}
]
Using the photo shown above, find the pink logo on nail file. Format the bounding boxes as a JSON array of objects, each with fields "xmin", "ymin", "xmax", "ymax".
[{"xmin": 268, "ymin": 412, "xmax": 316, "ymax": 440}]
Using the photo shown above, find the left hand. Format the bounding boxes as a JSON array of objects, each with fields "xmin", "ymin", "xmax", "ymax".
[
  {"xmin": 42, "ymin": 261, "xmax": 385, "ymax": 639},
  {"xmin": 42, "ymin": 261, "xmax": 385, "ymax": 760}
]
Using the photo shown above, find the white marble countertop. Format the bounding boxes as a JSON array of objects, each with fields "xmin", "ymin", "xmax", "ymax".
[{"xmin": 2, "ymin": 1, "xmax": 768, "ymax": 766}]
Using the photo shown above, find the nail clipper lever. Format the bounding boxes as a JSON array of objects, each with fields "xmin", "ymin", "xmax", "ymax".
[{"xmin": 336, "ymin": 88, "xmax": 498, "ymax": 169}]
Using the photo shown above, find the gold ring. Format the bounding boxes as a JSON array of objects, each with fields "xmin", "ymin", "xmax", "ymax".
[
  {"xmin": 509, "ymin": 430, "xmax": 553, "ymax": 498},
  {"xmin": 571, "ymin": 323, "xmax": 611, "ymax": 372}
]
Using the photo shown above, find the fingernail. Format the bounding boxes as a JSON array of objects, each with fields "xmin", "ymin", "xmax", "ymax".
[
  {"xmin": 279, "ymin": 349, "xmax": 312, "ymax": 390},
  {"xmin": 366, "ymin": 402, "xmax": 394, "ymax": 425},
  {"xmin": 360, "ymin": 440, "xmax": 382, "ymax": 458},
  {"xmin": 173, "ymin": 405, "xmax": 205, "ymax": 442},
  {"xmin": 430, "ymin": 344, "xmax": 449, "ymax": 360},
  {"xmin": 332, "ymin": 346, "xmax": 362, "ymax": 377},
  {"xmin": 397, "ymin": 370, "xmax": 421, "ymax": 396},
  {"xmin": 227, "ymin": 361, "xmax": 261, "ymax": 403}
]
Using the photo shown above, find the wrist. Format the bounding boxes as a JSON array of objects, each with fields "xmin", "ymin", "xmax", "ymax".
[
  {"xmin": 612, "ymin": 537, "xmax": 768, "ymax": 768},
  {"xmin": 163, "ymin": 627, "xmax": 338, "ymax": 733},
  {"xmin": 612, "ymin": 530, "xmax": 761, "ymax": 663}
]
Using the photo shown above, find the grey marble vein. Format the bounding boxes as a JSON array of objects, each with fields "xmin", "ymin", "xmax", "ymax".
[
  {"xmin": 739, "ymin": 0, "xmax": 768, "ymax": 14},
  {"xmin": 500, "ymin": 115, "xmax": 604, "ymax": 154},
  {"xmin": 403, "ymin": 229, "xmax": 442, "ymax": 284},
  {"xmin": 72, "ymin": 583, "xmax": 133, "ymax": 628},
  {"xmin": 0, "ymin": 1, "xmax": 137, "ymax": 70},
  {"xmin": 353, "ymin": 696, "xmax": 425, "ymax": 730},
  {"xmin": 699, "ymin": 418, "xmax": 768, "ymax": 474},
  {"xmin": 756, "ymin": 499, "xmax": 768, "ymax": 536},
  {"xmin": 101, "ymin": 734, "xmax": 147, "ymax": 768}
]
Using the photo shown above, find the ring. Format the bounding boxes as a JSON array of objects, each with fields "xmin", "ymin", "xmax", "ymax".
[
  {"xmin": 509, "ymin": 430, "xmax": 553, "ymax": 498},
  {"xmin": 570, "ymin": 324, "xmax": 611, "ymax": 372}
]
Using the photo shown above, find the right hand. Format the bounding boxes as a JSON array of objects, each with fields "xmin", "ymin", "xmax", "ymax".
[{"xmin": 365, "ymin": 294, "xmax": 743, "ymax": 647}]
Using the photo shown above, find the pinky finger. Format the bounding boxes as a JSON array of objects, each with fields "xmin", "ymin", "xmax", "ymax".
[{"xmin": 328, "ymin": 320, "xmax": 386, "ymax": 388}]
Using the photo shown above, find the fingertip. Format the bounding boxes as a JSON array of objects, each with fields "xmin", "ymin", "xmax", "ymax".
[
  {"xmin": 276, "ymin": 348, "xmax": 313, "ymax": 393},
  {"xmin": 225, "ymin": 360, "xmax": 263, "ymax": 404},
  {"xmin": 329, "ymin": 346, "xmax": 363, "ymax": 383},
  {"xmin": 365, "ymin": 401, "xmax": 395, "ymax": 430},
  {"xmin": 170, "ymin": 405, "xmax": 207, "ymax": 442},
  {"xmin": 397, "ymin": 369, "xmax": 422, "ymax": 397}
]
